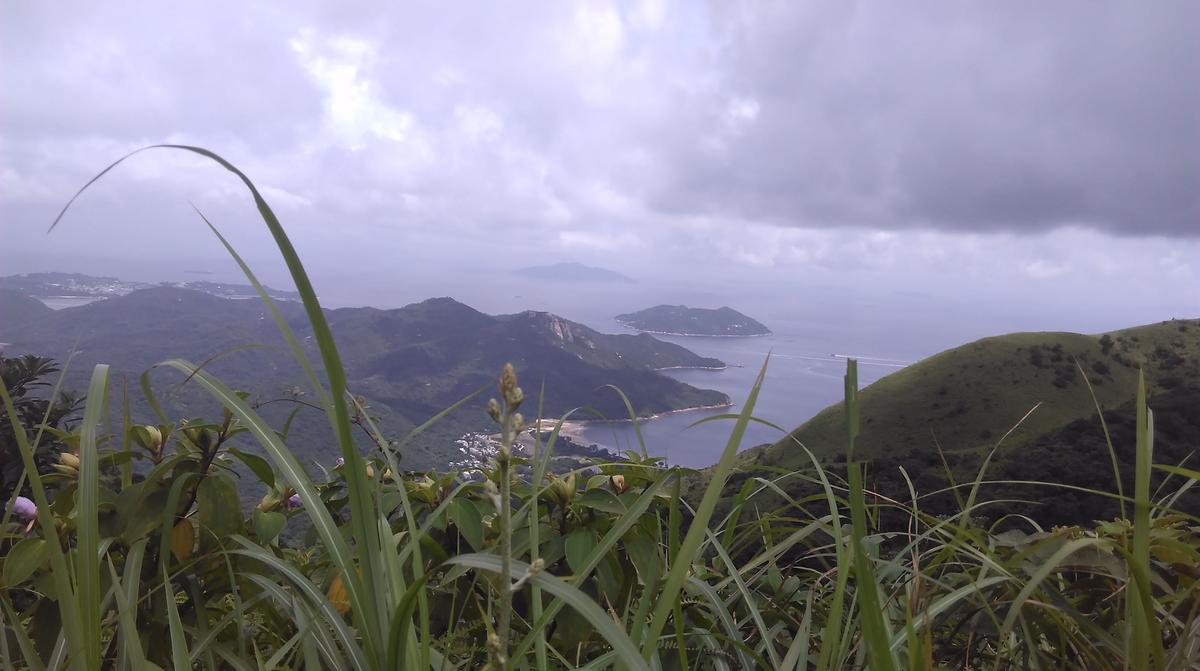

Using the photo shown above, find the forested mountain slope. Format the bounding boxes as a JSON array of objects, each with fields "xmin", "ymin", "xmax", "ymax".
[{"xmin": 0, "ymin": 288, "xmax": 728, "ymax": 469}]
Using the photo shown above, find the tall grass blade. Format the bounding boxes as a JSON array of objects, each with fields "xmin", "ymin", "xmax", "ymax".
[
  {"xmin": 194, "ymin": 207, "xmax": 331, "ymax": 411},
  {"xmin": 1128, "ymin": 370, "xmax": 1163, "ymax": 670},
  {"xmin": 75, "ymin": 364, "xmax": 110, "ymax": 670},
  {"xmin": 448, "ymin": 553, "xmax": 652, "ymax": 671},
  {"xmin": 640, "ymin": 356, "xmax": 769, "ymax": 660},
  {"xmin": 600, "ymin": 383, "xmax": 649, "ymax": 458},
  {"xmin": 1076, "ymin": 358, "xmax": 1125, "ymax": 519},
  {"xmin": 848, "ymin": 462, "xmax": 898, "ymax": 671},
  {"xmin": 1, "ymin": 597, "xmax": 46, "ymax": 671},
  {"xmin": 117, "ymin": 538, "xmax": 149, "ymax": 669},
  {"xmin": 104, "ymin": 559, "xmax": 154, "ymax": 670},
  {"xmin": 162, "ymin": 566, "xmax": 192, "ymax": 671}
]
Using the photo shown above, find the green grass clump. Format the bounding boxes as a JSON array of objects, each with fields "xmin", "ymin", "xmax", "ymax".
[{"xmin": 2, "ymin": 147, "xmax": 1198, "ymax": 670}]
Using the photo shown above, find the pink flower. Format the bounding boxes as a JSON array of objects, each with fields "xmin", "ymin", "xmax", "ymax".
[{"xmin": 11, "ymin": 496, "xmax": 36, "ymax": 522}]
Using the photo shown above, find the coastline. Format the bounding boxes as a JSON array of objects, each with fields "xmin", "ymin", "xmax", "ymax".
[
  {"xmin": 653, "ymin": 364, "xmax": 729, "ymax": 371},
  {"xmin": 533, "ymin": 400, "xmax": 735, "ymax": 446}
]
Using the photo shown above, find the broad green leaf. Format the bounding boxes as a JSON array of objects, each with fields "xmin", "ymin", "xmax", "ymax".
[
  {"xmin": 576, "ymin": 489, "xmax": 627, "ymax": 515},
  {"xmin": 198, "ymin": 474, "xmax": 242, "ymax": 548},
  {"xmin": 565, "ymin": 527, "xmax": 598, "ymax": 576},
  {"xmin": 253, "ymin": 509, "xmax": 287, "ymax": 545},
  {"xmin": 449, "ymin": 497, "xmax": 484, "ymax": 551},
  {"xmin": 2, "ymin": 538, "xmax": 47, "ymax": 586},
  {"xmin": 228, "ymin": 447, "xmax": 276, "ymax": 489},
  {"xmin": 118, "ymin": 486, "xmax": 170, "ymax": 543},
  {"xmin": 623, "ymin": 534, "xmax": 661, "ymax": 586}
]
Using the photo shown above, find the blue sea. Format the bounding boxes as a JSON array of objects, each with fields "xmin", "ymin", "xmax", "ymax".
[{"xmin": 570, "ymin": 320, "xmax": 910, "ymax": 468}]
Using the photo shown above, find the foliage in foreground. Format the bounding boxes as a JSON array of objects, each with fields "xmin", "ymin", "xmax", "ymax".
[{"xmin": 2, "ymin": 147, "xmax": 1199, "ymax": 670}]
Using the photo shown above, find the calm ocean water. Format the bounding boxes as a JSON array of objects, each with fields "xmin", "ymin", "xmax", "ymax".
[
  {"xmin": 38, "ymin": 296, "xmax": 106, "ymax": 310},
  {"xmin": 571, "ymin": 319, "xmax": 909, "ymax": 468}
]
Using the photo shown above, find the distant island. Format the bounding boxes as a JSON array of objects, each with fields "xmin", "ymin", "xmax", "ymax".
[
  {"xmin": 512, "ymin": 262, "xmax": 634, "ymax": 284},
  {"xmin": 616, "ymin": 305, "xmax": 771, "ymax": 337},
  {"xmin": 0, "ymin": 271, "xmax": 300, "ymax": 303}
]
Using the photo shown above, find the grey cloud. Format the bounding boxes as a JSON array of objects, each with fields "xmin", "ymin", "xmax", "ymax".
[
  {"xmin": 1, "ymin": 0, "xmax": 1197, "ymax": 289},
  {"xmin": 647, "ymin": 1, "xmax": 1200, "ymax": 235},
  {"xmin": 1, "ymin": 3, "xmax": 322, "ymax": 147}
]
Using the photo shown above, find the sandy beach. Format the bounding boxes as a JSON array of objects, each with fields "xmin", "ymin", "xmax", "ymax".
[{"xmin": 528, "ymin": 400, "xmax": 734, "ymax": 447}]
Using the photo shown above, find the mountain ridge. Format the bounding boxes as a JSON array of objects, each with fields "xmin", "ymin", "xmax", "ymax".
[{"xmin": 0, "ymin": 287, "xmax": 729, "ymax": 469}]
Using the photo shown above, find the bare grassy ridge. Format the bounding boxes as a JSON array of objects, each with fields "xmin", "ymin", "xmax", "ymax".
[
  {"xmin": 2, "ymin": 148, "xmax": 1197, "ymax": 670},
  {"xmin": 752, "ymin": 322, "xmax": 1200, "ymax": 464}
]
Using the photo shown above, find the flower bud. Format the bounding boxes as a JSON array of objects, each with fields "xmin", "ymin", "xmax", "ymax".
[
  {"xmin": 258, "ymin": 492, "xmax": 281, "ymax": 512},
  {"xmin": 143, "ymin": 425, "xmax": 162, "ymax": 450},
  {"xmin": 11, "ymin": 496, "xmax": 36, "ymax": 523},
  {"xmin": 58, "ymin": 452, "xmax": 81, "ymax": 469},
  {"xmin": 547, "ymin": 472, "xmax": 577, "ymax": 508},
  {"xmin": 506, "ymin": 386, "xmax": 524, "ymax": 408},
  {"xmin": 500, "ymin": 363, "xmax": 518, "ymax": 395},
  {"xmin": 610, "ymin": 474, "xmax": 627, "ymax": 494}
]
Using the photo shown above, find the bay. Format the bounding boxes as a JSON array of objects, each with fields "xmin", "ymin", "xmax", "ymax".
[{"xmin": 573, "ymin": 320, "xmax": 909, "ymax": 468}]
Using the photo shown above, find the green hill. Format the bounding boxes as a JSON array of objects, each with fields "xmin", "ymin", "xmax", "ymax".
[
  {"xmin": 0, "ymin": 289, "xmax": 54, "ymax": 331},
  {"xmin": 709, "ymin": 319, "xmax": 1200, "ymax": 527},
  {"xmin": 748, "ymin": 319, "xmax": 1200, "ymax": 469},
  {"xmin": 0, "ymin": 288, "xmax": 729, "ymax": 470}
]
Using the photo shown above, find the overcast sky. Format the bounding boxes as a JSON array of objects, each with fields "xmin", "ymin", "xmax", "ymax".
[{"xmin": 2, "ymin": 1, "xmax": 1198, "ymax": 330}]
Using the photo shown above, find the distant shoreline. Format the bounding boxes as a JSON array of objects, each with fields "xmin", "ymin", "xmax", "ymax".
[
  {"xmin": 534, "ymin": 400, "xmax": 735, "ymax": 445},
  {"xmin": 653, "ymin": 364, "xmax": 728, "ymax": 371}
]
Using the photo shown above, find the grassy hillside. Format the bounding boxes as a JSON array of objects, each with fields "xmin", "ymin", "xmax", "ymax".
[{"xmin": 747, "ymin": 319, "xmax": 1200, "ymax": 470}]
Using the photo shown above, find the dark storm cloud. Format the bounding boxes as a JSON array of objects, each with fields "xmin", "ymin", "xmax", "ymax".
[
  {"xmin": 646, "ymin": 1, "xmax": 1200, "ymax": 235},
  {"xmin": 1, "ymin": 0, "xmax": 1197, "ymax": 284}
]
